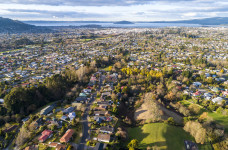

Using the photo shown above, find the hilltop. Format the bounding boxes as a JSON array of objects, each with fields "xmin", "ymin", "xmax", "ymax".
[
  {"xmin": 0, "ymin": 17, "xmax": 51, "ymax": 33},
  {"xmin": 114, "ymin": 21, "xmax": 134, "ymax": 24}
]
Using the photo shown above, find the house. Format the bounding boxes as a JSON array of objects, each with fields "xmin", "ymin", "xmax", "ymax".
[
  {"xmin": 94, "ymin": 107, "xmax": 107, "ymax": 111},
  {"xmin": 105, "ymin": 117, "xmax": 113, "ymax": 122},
  {"xmin": 222, "ymin": 91, "xmax": 228, "ymax": 97},
  {"xmin": 204, "ymin": 93, "xmax": 213, "ymax": 100},
  {"xmin": 79, "ymin": 92, "xmax": 88, "ymax": 97},
  {"xmin": 192, "ymin": 91, "xmax": 201, "ymax": 97},
  {"xmin": 212, "ymin": 87, "xmax": 221, "ymax": 93},
  {"xmin": 193, "ymin": 82, "xmax": 202, "ymax": 88},
  {"xmin": 49, "ymin": 142, "xmax": 66, "ymax": 150},
  {"xmin": 38, "ymin": 130, "xmax": 53, "ymax": 142},
  {"xmin": 184, "ymin": 140, "xmax": 198, "ymax": 150},
  {"xmin": 60, "ymin": 129, "xmax": 74, "ymax": 143},
  {"xmin": 94, "ymin": 111, "xmax": 109, "ymax": 116},
  {"xmin": 40, "ymin": 105, "xmax": 54, "ymax": 115},
  {"xmin": 21, "ymin": 117, "xmax": 29, "ymax": 123},
  {"xmin": 212, "ymin": 97, "xmax": 224, "ymax": 104},
  {"xmin": 97, "ymin": 101, "xmax": 110, "ymax": 106},
  {"xmin": 62, "ymin": 107, "xmax": 75, "ymax": 114},
  {"xmin": 75, "ymin": 96, "xmax": 87, "ymax": 103},
  {"xmin": 68, "ymin": 112, "xmax": 76, "ymax": 121},
  {"xmin": 24, "ymin": 145, "xmax": 38, "ymax": 150},
  {"xmin": 56, "ymin": 144, "xmax": 66, "ymax": 150},
  {"xmin": 83, "ymin": 89, "xmax": 92, "ymax": 93},
  {"xmin": 0, "ymin": 99, "xmax": 4, "ymax": 103},
  {"xmin": 97, "ymin": 134, "xmax": 111, "ymax": 143},
  {"xmin": 61, "ymin": 115, "xmax": 68, "ymax": 121},
  {"xmin": 94, "ymin": 116, "xmax": 106, "ymax": 123},
  {"xmin": 101, "ymin": 92, "xmax": 111, "ymax": 97},
  {"xmin": 100, "ymin": 126, "xmax": 114, "ymax": 134}
]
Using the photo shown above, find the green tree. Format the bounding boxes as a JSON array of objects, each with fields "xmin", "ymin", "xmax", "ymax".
[
  {"xmin": 128, "ymin": 139, "xmax": 139, "ymax": 150},
  {"xmin": 71, "ymin": 119, "xmax": 77, "ymax": 126},
  {"xmin": 167, "ymin": 117, "xmax": 175, "ymax": 125},
  {"xmin": 112, "ymin": 105, "xmax": 118, "ymax": 114}
]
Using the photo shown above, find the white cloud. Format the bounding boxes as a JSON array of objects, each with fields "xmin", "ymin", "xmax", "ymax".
[
  {"xmin": 0, "ymin": 0, "xmax": 227, "ymax": 21},
  {"xmin": 183, "ymin": 12, "xmax": 197, "ymax": 17}
]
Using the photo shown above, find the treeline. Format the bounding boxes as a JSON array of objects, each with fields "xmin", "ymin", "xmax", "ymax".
[
  {"xmin": 0, "ymin": 37, "xmax": 50, "ymax": 52},
  {"xmin": 121, "ymin": 68, "xmax": 163, "ymax": 78},
  {"xmin": 0, "ymin": 66, "xmax": 95, "ymax": 126}
]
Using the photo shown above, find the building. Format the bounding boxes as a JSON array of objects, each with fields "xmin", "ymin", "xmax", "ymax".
[
  {"xmin": 68, "ymin": 112, "xmax": 76, "ymax": 121},
  {"xmin": 100, "ymin": 126, "xmax": 114, "ymax": 134},
  {"xmin": 49, "ymin": 142, "xmax": 66, "ymax": 150},
  {"xmin": 94, "ymin": 111, "xmax": 109, "ymax": 116},
  {"xmin": 212, "ymin": 97, "xmax": 224, "ymax": 104},
  {"xmin": 38, "ymin": 130, "xmax": 53, "ymax": 142},
  {"xmin": 40, "ymin": 105, "xmax": 54, "ymax": 115},
  {"xmin": 97, "ymin": 134, "xmax": 111, "ymax": 143},
  {"xmin": 184, "ymin": 140, "xmax": 198, "ymax": 150},
  {"xmin": 62, "ymin": 107, "xmax": 75, "ymax": 114},
  {"xmin": 75, "ymin": 96, "xmax": 87, "ymax": 103},
  {"xmin": 24, "ymin": 145, "xmax": 38, "ymax": 150},
  {"xmin": 60, "ymin": 129, "xmax": 74, "ymax": 143}
]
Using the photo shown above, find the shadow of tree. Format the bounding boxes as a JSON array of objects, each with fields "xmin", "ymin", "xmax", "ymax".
[
  {"xmin": 162, "ymin": 124, "xmax": 194, "ymax": 150},
  {"xmin": 128, "ymin": 123, "xmax": 196, "ymax": 150}
]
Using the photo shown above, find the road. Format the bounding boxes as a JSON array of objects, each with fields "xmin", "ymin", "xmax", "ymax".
[
  {"xmin": 78, "ymin": 74, "xmax": 102, "ymax": 150},
  {"xmin": 78, "ymin": 92, "xmax": 96, "ymax": 150}
]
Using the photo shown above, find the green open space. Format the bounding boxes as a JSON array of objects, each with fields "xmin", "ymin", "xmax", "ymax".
[
  {"xmin": 208, "ymin": 112, "xmax": 228, "ymax": 133},
  {"xmin": 128, "ymin": 123, "xmax": 212, "ymax": 150}
]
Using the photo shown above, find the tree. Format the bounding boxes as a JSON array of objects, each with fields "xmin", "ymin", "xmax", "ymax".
[
  {"xmin": 184, "ymin": 121, "xmax": 206, "ymax": 144},
  {"xmin": 16, "ymin": 126, "xmax": 31, "ymax": 147},
  {"xmin": 188, "ymin": 104, "xmax": 201, "ymax": 115},
  {"xmin": 71, "ymin": 119, "xmax": 77, "ymax": 126},
  {"xmin": 67, "ymin": 145, "xmax": 72, "ymax": 150},
  {"xmin": 51, "ymin": 124, "xmax": 56, "ymax": 131},
  {"xmin": 166, "ymin": 117, "xmax": 175, "ymax": 125},
  {"xmin": 128, "ymin": 139, "xmax": 139, "ymax": 150},
  {"xmin": 112, "ymin": 105, "xmax": 118, "ymax": 114},
  {"xmin": 220, "ymin": 69, "xmax": 224, "ymax": 73}
]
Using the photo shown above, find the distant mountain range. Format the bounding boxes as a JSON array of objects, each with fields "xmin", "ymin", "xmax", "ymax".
[
  {"xmin": 24, "ymin": 17, "xmax": 228, "ymax": 26},
  {"xmin": 149, "ymin": 17, "xmax": 228, "ymax": 25},
  {"xmin": 0, "ymin": 17, "xmax": 51, "ymax": 33},
  {"xmin": 0, "ymin": 17, "xmax": 228, "ymax": 33}
]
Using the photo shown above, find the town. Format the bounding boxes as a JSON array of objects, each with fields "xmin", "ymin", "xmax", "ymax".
[{"xmin": 0, "ymin": 27, "xmax": 227, "ymax": 150}]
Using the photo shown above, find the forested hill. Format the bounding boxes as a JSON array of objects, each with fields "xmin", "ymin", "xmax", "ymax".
[{"xmin": 0, "ymin": 17, "xmax": 51, "ymax": 33}]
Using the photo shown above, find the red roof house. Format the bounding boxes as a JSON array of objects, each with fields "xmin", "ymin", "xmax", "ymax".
[
  {"xmin": 60, "ymin": 129, "xmax": 74, "ymax": 143},
  {"xmin": 38, "ymin": 130, "xmax": 53, "ymax": 142}
]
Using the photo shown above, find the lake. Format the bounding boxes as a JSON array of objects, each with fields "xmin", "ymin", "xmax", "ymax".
[{"xmin": 24, "ymin": 22, "xmax": 220, "ymax": 28}]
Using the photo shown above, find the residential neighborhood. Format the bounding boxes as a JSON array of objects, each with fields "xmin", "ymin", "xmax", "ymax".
[{"xmin": 0, "ymin": 27, "xmax": 227, "ymax": 150}]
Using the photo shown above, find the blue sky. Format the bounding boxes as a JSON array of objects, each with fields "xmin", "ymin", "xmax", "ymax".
[{"xmin": 0, "ymin": 0, "xmax": 228, "ymax": 21}]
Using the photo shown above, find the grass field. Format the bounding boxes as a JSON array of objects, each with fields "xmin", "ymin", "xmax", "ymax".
[
  {"xmin": 181, "ymin": 100, "xmax": 228, "ymax": 134},
  {"xmin": 128, "ymin": 123, "xmax": 212, "ymax": 150},
  {"xmin": 208, "ymin": 112, "xmax": 228, "ymax": 133}
]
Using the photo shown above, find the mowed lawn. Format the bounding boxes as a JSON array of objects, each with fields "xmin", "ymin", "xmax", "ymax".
[
  {"xmin": 128, "ymin": 123, "xmax": 194, "ymax": 150},
  {"xmin": 208, "ymin": 112, "xmax": 228, "ymax": 133}
]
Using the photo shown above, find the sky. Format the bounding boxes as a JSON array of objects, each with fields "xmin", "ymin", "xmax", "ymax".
[{"xmin": 0, "ymin": 0, "xmax": 227, "ymax": 21}]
